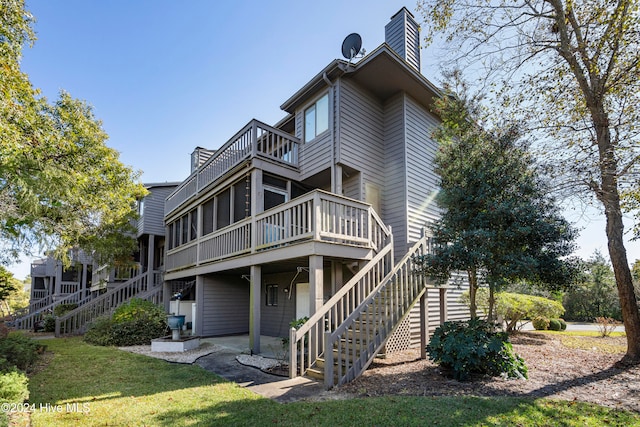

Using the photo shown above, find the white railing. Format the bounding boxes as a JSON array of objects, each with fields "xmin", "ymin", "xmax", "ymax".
[
  {"xmin": 323, "ymin": 235, "xmax": 432, "ymax": 388},
  {"xmin": 12, "ymin": 289, "xmax": 93, "ymax": 331},
  {"xmin": 60, "ymin": 281, "xmax": 80, "ymax": 294},
  {"xmin": 166, "ymin": 190, "xmax": 389, "ymax": 272},
  {"xmin": 31, "ymin": 289, "xmax": 48, "ymax": 300},
  {"xmin": 165, "ymin": 120, "xmax": 300, "ymax": 216},
  {"xmin": 55, "ymin": 270, "xmax": 161, "ymax": 336},
  {"xmin": 289, "ymin": 239, "xmax": 394, "ymax": 380}
]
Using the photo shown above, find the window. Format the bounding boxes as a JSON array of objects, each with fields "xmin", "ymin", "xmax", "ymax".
[
  {"xmin": 190, "ymin": 209, "xmax": 198, "ymax": 241},
  {"xmin": 202, "ymin": 199, "xmax": 214, "ymax": 235},
  {"xmin": 168, "ymin": 224, "xmax": 174, "ymax": 249},
  {"xmin": 304, "ymin": 93, "xmax": 329, "ymax": 142},
  {"xmin": 181, "ymin": 215, "xmax": 188, "ymax": 244},
  {"xmin": 233, "ymin": 181, "xmax": 250, "ymax": 222},
  {"xmin": 216, "ymin": 189, "xmax": 231, "ymax": 229},
  {"xmin": 266, "ymin": 284, "xmax": 278, "ymax": 306}
]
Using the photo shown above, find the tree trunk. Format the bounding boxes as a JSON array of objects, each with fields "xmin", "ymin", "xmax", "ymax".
[
  {"xmin": 604, "ymin": 199, "xmax": 640, "ymax": 363},
  {"xmin": 595, "ymin": 109, "xmax": 640, "ymax": 363},
  {"xmin": 467, "ymin": 269, "xmax": 478, "ymax": 319}
]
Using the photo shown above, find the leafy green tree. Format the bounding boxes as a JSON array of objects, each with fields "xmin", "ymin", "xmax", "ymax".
[
  {"xmin": 416, "ymin": 93, "xmax": 577, "ymax": 322},
  {"xmin": 564, "ymin": 251, "xmax": 621, "ymax": 321},
  {"xmin": 0, "ymin": 267, "xmax": 21, "ymax": 316},
  {"xmin": 417, "ymin": 0, "xmax": 640, "ymax": 362},
  {"xmin": 0, "ymin": 0, "xmax": 147, "ymax": 266}
]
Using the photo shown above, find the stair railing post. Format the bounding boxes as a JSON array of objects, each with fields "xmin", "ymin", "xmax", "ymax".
[
  {"xmin": 324, "ymin": 331, "xmax": 334, "ymax": 389},
  {"xmin": 289, "ymin": 326, "xmax": 297, "ymax": 379}
]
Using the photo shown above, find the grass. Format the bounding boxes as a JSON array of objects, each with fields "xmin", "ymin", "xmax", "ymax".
[
  {"xmin": 17, "ymin": 337, "xmax": 639, "ymax": 427},
  {"xmin": 536, "ymin": 330, "xmax": 628, "ymax": 353}
]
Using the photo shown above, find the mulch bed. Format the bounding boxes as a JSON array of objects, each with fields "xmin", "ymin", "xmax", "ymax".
[{"xmin": 336, "ymin": 332, "xmax": 640, "ymax": 413}]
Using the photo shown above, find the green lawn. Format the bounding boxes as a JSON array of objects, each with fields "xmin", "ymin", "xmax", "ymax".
[{"xmin": 21, "ymin": 338, "xmax": 640, "ymax": 426}]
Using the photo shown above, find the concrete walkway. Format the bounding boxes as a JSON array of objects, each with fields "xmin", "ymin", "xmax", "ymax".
[{"xmin": 195, "ymin": 335, "xmax": 331, "ymax": 403}]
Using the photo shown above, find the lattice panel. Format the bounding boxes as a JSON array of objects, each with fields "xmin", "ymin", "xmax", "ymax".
[{"xmin": 383, "ymin": 315, "xmax": 412, "ymax": 354}]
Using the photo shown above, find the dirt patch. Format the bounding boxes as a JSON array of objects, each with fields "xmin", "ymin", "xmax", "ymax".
[{"xmin": 336, "ymin": 332, "xmax": 640, "ymax": 413}]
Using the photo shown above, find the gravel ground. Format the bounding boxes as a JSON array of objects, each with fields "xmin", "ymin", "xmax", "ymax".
[{"xmin": 336, "ymin": 332, "xmax": 640, "ymax": 413}]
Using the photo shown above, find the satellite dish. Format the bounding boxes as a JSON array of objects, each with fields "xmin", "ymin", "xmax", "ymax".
[{"xmin": 341, "ymin": 33, "xmax": 362, "ymax": 60}]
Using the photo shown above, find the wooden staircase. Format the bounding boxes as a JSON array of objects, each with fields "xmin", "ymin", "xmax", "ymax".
[
  {"xmin": 11, "ymin": 289, "xmax": 92, "ymax": 331},
  {"xmin": 54, "ymin": 270, "xmax": 163, "ymax": 336},
  {"xmin": 290, "ymin": 233, "xmax": 432, "ymax": 388}
]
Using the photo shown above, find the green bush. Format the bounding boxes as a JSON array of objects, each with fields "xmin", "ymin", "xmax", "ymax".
[
  {"xmin": 558, "ymin": 318, "xmax": 567, "ymax": 330},
  {"xmin": 113, "ymin": 298, "xmax": 166, "ymax": 324},
  {"xmin": 548, "ymin": 319, "xmax": 562, "ymax": 331},
  {"xmin": 0, "ymin": 332, "xmax": 46, "ymax": 371},
  {"xmin": 532, "ymin": 317, "xmax": 550, "ymax": 330},
  {"xmin": 84, "ymin": 316, "xmax": 116, "ymax": 346},
  {"xmin": 426, "ymin": 318, "xmax": 528, "ymax": 381},
  {"xmin": 53, "ymin": 303, "xmax": 78, "ymax": 317},
  {"xmin": 84, "ymin": 299, "xmax": 168, "ymax": 347},
  {"xmin": 42, "ymin": 314, "xmax": 56, "ymax": 332},
  {"xmin": 0, "ymin": 369, "xmax": 29, "ymax": 404}
]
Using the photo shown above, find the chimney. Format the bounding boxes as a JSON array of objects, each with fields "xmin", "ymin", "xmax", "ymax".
[
  {"xmin": 191, "ymin": 147, "xmax": 216, "ymax": 173},
  {"xmin": 385, "ymin": 7, "xmax": 421, "ymax": 72}
]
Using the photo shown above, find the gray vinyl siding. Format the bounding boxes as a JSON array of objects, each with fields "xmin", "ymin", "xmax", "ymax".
[
  {"xmin": 261, "ymin": 272, "xmax": 298, "ymax": 338},
  {"xmin": 298, "ymin": 88, "xmax": 334, "ymax": 180},
  {"xmin": 404, "ymin": 96, "xmax": 441, "ymax": 243},
  {"xmin": 337, "ymin": 79, "xmax": 386, "ymax": 200},
  {"xmin": 342, "ymin": 172, "xmax": 361, "ymax": 200},
  {"xmin": 383, "ymin": 94, "xmax": 408, "ymax": 257},
  {"xmin": 201, "ymin": 275, "xmax": 249, "ymax": 336},
  {"xmin": 139, "ymin": 186, "xmax": 176, "ymax": 236}
]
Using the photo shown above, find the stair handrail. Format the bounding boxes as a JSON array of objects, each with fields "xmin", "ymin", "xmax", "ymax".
[
  {"xmin": 324, "ymin": 234, "xmax": 432, "ymax": 388},
  {"xmin": 55, "ymin": 270, "xmax": 161, "ymax": 336},
  {"xmin": 12, "ymin": 289, "xmax": 92, "ymax": 331},
  {"xmin": 289, "ymin": 215, "xmax": 393, "ymax": 379}
]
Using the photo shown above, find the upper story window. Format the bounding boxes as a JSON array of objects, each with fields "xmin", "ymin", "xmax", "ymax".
[{"xmin": 304, "ymin": 93, "xmax": 329, "ymax": 142}]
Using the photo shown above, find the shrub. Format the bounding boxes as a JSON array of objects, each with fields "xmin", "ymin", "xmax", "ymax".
[
  {"xmin": 42, "ymin": 314, "xmax": 56, "ymax": 332},
  {"xmin": 84, "ymin": 299, "xmax": 168, "ymax": 347},
  {"xmin": 0, "ymin": 369, "xmax": 29, "ymax": 404},
  {"xmin": 595, "ymin": 316, "xmax": 619, "ymax": 337},
  {"xmin": 108, "ymin": 318, "xmax": 167, "ymax": 346},
  {"xmin": 0, "ymin": 332, "xmax": 46, "ymax": 371},
  {"xmin": 113, "ymin": 298, "xmax": 166, "ymax": 325},
  {"xmin": 84, "ymin": 316, "xmax": 116, "ymax": 346},
  {"xmin": 426, "ymin": 318, "xmax": 528, "ymax": 381},
  {"xmin": 53, "ymin": 303, "xmax": 78, "ymax": 317},
  {"xmin": 558, "ymin": 318, "xmax": 567, "ymax": 330},
  {"xmin": 548, "ymin": 319, "xmax": 562, "ymax": 331},
  {"xmin": 532, "ymin": 317, "xmax": 550, "ymax": 330}
]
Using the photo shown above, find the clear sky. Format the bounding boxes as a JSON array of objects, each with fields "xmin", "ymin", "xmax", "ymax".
[{"xmin": 7, "ymin": 0, "xmax": 639, "ymax": 279}]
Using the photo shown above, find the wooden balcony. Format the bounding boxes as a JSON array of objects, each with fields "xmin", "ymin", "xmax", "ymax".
[
  {"xmin": 165, "ymin": 190, "xmax": 391, "ymax": 274},
  {"xmin": 165, "ymin": 120, "xmax": 300, "ymax": 217}
]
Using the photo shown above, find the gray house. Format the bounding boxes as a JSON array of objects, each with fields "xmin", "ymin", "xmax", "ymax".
[{"xmin": 163, "ymin": 8, "xmax": 470, "ymax": 387}]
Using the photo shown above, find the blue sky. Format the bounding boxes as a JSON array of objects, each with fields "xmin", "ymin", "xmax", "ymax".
[{"xmin": 7, "ymin": 0, "xmax": 639, "ymax": 279}]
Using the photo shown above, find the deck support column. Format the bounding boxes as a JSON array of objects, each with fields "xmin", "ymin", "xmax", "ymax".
[
  {"xmin": 194, "ymin": 275, "xmax": 204, "ymax": 335},
  {"xmin": 419, "ymin": 291, "xmax": 427, "ymax": 359},
  {"xmin": 249, "ymin": 265, "xmax": 262, "ymax": 354},
  {"xmin": 309, "ymin": 255, "xmax": 323, "ymax": 315},
  {"xmin": 147, "ymin": 234, "xmax": 155, "ymax": 273},
  {"xmin": 439, "ymin": 288, "xmax": 448, "ymax": 324}
]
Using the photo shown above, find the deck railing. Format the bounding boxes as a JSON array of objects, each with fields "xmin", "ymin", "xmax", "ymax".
[
  {"xmin": 165, "ymin": 120, "xmax": 300, "ymax": 216},
  {"xmin": 55, "ymin": 270, "xmax": 161, "ymax": 336},
  {"xmin": 288, "ymin": 209, "xmax": 393, "ymax": 379},
  {"xmin": 166, "ymin": 190, "xmax": 388, "ymax": 271}
]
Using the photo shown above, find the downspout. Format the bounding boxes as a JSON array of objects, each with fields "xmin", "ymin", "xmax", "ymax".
[{"xmin": 323, "ymin": 72, "xmax": 338, "ymax": 194}]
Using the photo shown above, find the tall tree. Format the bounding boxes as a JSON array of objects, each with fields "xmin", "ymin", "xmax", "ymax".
[
  {"xmin": 417, "ymin": 91, "xmax": 577, "ymax": 322},
  {"xmin": 0, "ymin": 0, "xmax": 147, "ymax": 266},
  {"xmin": 417, "ymin": 0, "xmax": 640, "ymax": 363}
]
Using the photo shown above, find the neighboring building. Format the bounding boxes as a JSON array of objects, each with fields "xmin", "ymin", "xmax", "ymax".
[
  {"xmin": 163, "ymin": 8, "xmax": 470, "ymax": 387},
  {"xmin": 17, "ymin": 182, "xmax": 178, "ymax": 333}
]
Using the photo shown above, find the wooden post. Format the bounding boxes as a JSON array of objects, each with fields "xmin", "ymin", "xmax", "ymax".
[
  {"xmin": 249, "ymin": 265, "xmax": 261, "ymax": 354},
  {"xmin": 420, "ymin": 291, "xmax": 427, "ymax": 359},
  {"xmin": 324, "ymin": 331, "xmax": 334, "ymax": 389},
  {"xmin": 439, "ymin": 288, "xmax": 448, "ymax": 324}
]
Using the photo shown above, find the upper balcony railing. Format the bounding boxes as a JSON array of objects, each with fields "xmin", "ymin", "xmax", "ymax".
[
  {"xmin": 165, "ymin": 120, "xmax": 300, "ymax": 217},
  {"xmin": 166, "ymin": 190, "xmax": 392, "ymax": 273}
]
